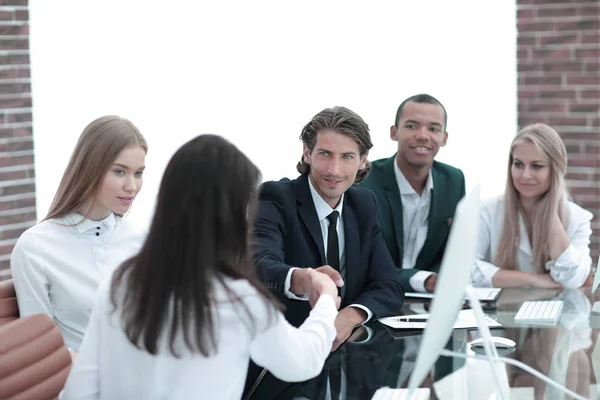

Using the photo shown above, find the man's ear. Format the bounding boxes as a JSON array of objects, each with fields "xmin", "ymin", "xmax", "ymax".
[
  {"xmin": 390, "ymin": 125, "xmax": 398, "ymax": 142},
  {"xmin": 303, "ymin": 144, "xmax": 311, "ymax": 164},
  {"xmin": 359, "ymin": 152, "xmax": 368, "ymax": 170},
  {"xmin": 441, "ymin": 131, "xmax": 449, "ymax": 147}
]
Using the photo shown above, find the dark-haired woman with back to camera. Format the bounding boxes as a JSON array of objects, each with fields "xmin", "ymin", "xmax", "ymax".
[{"xmin": 61, "ymin": 134, "xmax": 339, "ymax": 400}]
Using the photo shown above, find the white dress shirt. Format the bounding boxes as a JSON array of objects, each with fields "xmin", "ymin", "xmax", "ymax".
[
  {"xmin": 60, "ymin": 278, "xmax": 338, "ymax": 400},
  {"xmin": 393, "ymin": 159, "xmax": 434, "ymax": 292},
  {"xmin": 283, "ymin": 178, "xmax": 373, "ymax": 323},
  {"xmin": 472, "ymin": 196, "xmax": 592, "ymax": 289},
  {"xmin": 10, "ymin": 213, "xmax": 145, "ymax": 351}
]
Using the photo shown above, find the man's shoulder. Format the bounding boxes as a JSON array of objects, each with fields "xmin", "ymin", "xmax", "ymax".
[
  {"xmin": 360, "ymin": 155, "xmax": 394, "ymax": 189},
  {"xmin": 346, "ymin": 185, "xmax": 377, "ymax": 213},
  {"xmin": 258, "ymin": 177, "xmax": 298, "ymax": 203},
  {"xmin": 432, "ymin": 160, "xmax": 465, "ymax": 182}
]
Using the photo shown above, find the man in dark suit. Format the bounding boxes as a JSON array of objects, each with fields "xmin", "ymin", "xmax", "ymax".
[
  {"xmin": 360, "ymin": 94, "xmax": 465, "ymax": 293},
  {"xmin": 253, "ymin": 106, "xmax": 404, "ymax": 350}
]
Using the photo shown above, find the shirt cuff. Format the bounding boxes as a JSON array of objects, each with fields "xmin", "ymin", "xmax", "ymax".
[
  {"xmin": 472, "ymin": 260, "xmax": 501, "ymax": 287},
  {"xmin": 348, "ymin": 304, "xmax": 373, "ymax": 324},
  {"xmin": 409, "ymin": 271, "xmax": 435, "ymax": 292},
  {"xmin": 284, "ymin": 267, "xmax": 309, "ymax": 301}
]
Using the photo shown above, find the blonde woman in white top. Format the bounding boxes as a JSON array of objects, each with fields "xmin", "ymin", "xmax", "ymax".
[
  {"xmin": 61, "ymin": 134, "xmax": 339, "ymax": 400},
  {"xmin": 473, "ymin": 123, "xmax": 592, "ymax": 289},
  {"xmin": 10, "ymin": 116, "xmax": 147, "ymax": 351}
]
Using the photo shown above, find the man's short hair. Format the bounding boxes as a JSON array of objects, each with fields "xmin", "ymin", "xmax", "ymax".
[{"xmin": 394, "ymin": 94, "xmax": 448, "ymax": 129}]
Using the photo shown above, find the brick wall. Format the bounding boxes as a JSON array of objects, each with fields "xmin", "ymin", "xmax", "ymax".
[
  {"xmin": 0, "ymin": 0, "xmax": 35, "ymax": 281},
  {"xmin": 516, "ymin": 0, "xmax": 600, "ymax": 264}
]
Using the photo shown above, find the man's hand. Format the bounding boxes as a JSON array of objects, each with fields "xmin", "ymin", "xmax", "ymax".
[
  {"xmin": 305, "ymin": 269, "xmax": 342, "ymax": 309},
  {"xmin": 331, "ymin": 307, "xmax": 367, "ymax": 352},
  {"xmin": 290, "ymin": 266, "xmax": 344, "ymax": 307},
  {"xmin": 528, "ymin": 273, "xmax": 562, "ymax": 289},
  {"xmin": 424, "ymin": 274, "xmax": 438, "ymax": 293}
]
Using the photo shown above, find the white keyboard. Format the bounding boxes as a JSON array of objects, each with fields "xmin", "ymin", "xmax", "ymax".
[
  {"xmin": 514, "ymin": 300, "xmax": 563, "ymax": 324},
  {"xmin": 371, "ymin": 387, "xmax": 430, "ymax": 400}
]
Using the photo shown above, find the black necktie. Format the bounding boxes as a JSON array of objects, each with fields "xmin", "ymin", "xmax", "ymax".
[{"xmin": 326, "ymin": 211, "xmax": 339, "ymax": 271}]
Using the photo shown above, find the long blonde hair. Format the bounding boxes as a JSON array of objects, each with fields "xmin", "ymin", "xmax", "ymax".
[
  {"xmin": 495, "ymin": 123, "xmax": 568, "ymax": 272},
  {"xmin": 44, "ymin": 116, "xmax": 147, "ymax": 221}
]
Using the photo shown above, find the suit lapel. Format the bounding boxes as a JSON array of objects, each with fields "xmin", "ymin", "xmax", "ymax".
[
  {"xmin": 381, "ymin": 156, "xmax": 405, "ymax": 262},
  {"xmin": 294, "ymin": 175, "xmax": 326, "ymax": 264},
  {"xmin": 342, "ymin": 201, "xmax": 359, "ymax": 301}
]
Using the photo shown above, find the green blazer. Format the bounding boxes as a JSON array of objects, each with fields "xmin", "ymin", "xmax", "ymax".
[{"xmin": 359, "ymin": 155, "xmax": 465, "ymax": 291}]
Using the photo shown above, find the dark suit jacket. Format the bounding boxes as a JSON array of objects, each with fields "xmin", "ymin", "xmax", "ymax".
[
  {"xmin": 359, "ymin": 155, "xmax": 465, "ymax": 291},
  {"xmin": 253, "ymin": 174, "xmax": 404, "ymax": 327}
]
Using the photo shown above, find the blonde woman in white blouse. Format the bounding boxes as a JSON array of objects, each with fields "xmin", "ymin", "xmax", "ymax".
[
  {"xmin": 10, "ymin": 116, "xmax": 147, "ymax": 351},
  {"xmin": 473, "ymin": 123, "xmax": 592, "ymax": 289},
  {"xmin": 61, "ymin": 134, "xmax": 339, "ymax": 400}
]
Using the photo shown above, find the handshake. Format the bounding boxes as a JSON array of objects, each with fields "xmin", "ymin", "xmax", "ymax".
[{"xmin": 290, "ymin": 266, "xmax": 344, "ymax": 309}]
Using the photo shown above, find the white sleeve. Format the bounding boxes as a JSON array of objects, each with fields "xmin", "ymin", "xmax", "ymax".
[
  {"xmin": 471, "ymin": 204, "xmax": 500, "ymax": 288},
  {"xmin": 60, "ymin": 289, "xmax": 102, "ymax": 400},
  {"xmin": 409, "ymin": 270, "xmax": 434, "ymax": 293},
  {"xmin": 283, "ymin": 267, "xmax": 309, "ymax": 301},
  {"xmin": 250, "ymin": 294, "xmax": 337, "ymax": 382},
  {"xmin": 546, "ymin": 212, "xmax": 592, "ymax": 289},
  {"xmin": 10, "ymin": 234, "xmax": 54, "ymax": 318}
]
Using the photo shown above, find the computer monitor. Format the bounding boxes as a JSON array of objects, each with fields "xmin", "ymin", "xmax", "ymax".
[{"xmin": 406, "ymin": 184, "xmax": 486, "ymax": 393}]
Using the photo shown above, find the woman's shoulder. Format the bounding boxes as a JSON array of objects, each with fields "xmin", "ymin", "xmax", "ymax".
[
  {"xmin": 14, "ymin": 218, "xmax": 65, "ymax": 248},
  {"xmin": 565, "ymin": 200, "xmax": 593, "ymax": 223},
  {"xmin": 480, "ymin": 195, "xmax": 505, "ymax": 215}
]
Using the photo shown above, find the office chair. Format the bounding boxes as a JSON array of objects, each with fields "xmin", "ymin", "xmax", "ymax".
[
  {"xmin": 0, "ymin": 314, "xmax": 72, "ymax": 400},
  {"xmin": 0, "ymin": 279, "xmax": 18, "ymax": 326}
]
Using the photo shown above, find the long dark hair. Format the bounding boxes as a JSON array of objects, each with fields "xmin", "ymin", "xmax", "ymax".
[{"xmin": 110, "ymin": 134, "xmax": 277, "ymax": 356}]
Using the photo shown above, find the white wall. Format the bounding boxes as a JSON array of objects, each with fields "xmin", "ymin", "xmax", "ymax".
[{"xmin": 29, "ymin": 0, "xmax": 517, "ymax": 229}]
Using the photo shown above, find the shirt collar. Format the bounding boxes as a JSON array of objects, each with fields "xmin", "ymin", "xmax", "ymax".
[
  {"xmin": 307, "ymin": 177, "xmax": 344, "ymax": 222},
  {"xmin": 393, "ymin": 156, "xmax": 434, "ymax": 196},
  {"xmin": 62, "ymin": 212, "xmax": 118, "ymax": 233}
]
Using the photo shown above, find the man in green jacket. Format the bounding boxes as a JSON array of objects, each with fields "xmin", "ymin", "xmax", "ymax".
[{"xmin": 360, "ymin": 94, "xmax": 465, "ymax": 293}]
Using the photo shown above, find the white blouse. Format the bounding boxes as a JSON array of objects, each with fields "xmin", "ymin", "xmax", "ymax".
[
  {"xmin": 60, "ymin": 278, "xmax": 338, "ymax": 400},
  {"xmin": 472, "ymin": 196, "xmax": 593, "ymax": 289},
  {"xmin": 10, "ymin": 213, "xmax": 145, "ymax": 351}
]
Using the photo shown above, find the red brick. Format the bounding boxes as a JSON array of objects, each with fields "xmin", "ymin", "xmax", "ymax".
[
  {"xmin": 524, "ymin": 102, "xmax": 567, "ymax": 113},
  {"xmin": 580, "ymin": 89, "xmax": 600, "ymax": 99},
  {"xmin": 1, "ymin": 225, "xmax": 29, "ymax": 240},
  {"xmin": 0, "ymin": 127, "xmax": 32, "ymax": 139},
  {"xmin": 560, "ymin": 132, "xmax": 600, "ymax": 141},
  {"xmin": 570, "ymin": 103, "xmax": 600, "ymax": 113},
  {"xmin": 539, "ymin": 33, "xmax": 579, "ymax": 46},
  {"xmin": 1, "ymin": 183, "xmax": 34, "ymax": 196},
  {"xmin": 0, "ymin": 154, "xmax": 33, "ymax": 167},
  {"xmin": 0, "ymin": 38, "xmax": 28, "ymax": 51},
  {"xmin": 575, "ymin": 48, "xmax": 600, "ymax": 58},
  {"xmin": 0, "ymin": 25, "xmax": 24, "ymax": 36},
  {"xmin": 548, "ymin": 116, "xmax": 588, "ymax": 126},
  {"xmin": 522, "ymin": 75, "xmax": 563, "ymax": 85},
  {"xmin": 517, "ymin": 35, "xmax": 537, "ymax": 46},
  {"xmin": 0, "ymin": 96, "xmax": 31, "ymax": 109},
  {"xmin": 5, "ymin": 112, "xmax": 31, "ymax": 124},
  {"xmin": 531, "ymin": 48, "xmax": 571, "ymax": 60},
  {"xmin": 581, "ymin": 32, "xmax": 600, "ymax": 44},
  {"xmin": 517, "ymin": 62, "xmax": 541, "ymax": 72},
  {"xmin": 569, "ymin": 158, "xmax": 600, "ymax": 167},
  {"xmin": 0, "ymin": 11, "xmax": 12, "ymax": 21},
  {"xmin": 517, "ymin": 8, "xmax": 535, "ymax": 19},
  {"xmin": 567, "ymin": 75, "xmax": 600, "ymax": 85},
  {"xmin": 537, "ymin": 6, "xmax": 578, "ymax": 18},
  {"xmin": 542, "ymin": 62, "xmax": 583, "ymax": 73},
  {"xmin": 0, "ymin": 82, "xmax": 30, "ymax": 95},
  {"xmin": 537, "ymin": 89, "xmax": 577, "ymax": 99},
  {"xmin": 517, "ymin": 21, "xmax": 555, "ymax": 32},
  {"xmin": 0, "ymin": 0, "xmax": 28, "ymax": 5},
  {"xmin": 554, "ymin": 19, "xmax": 600, "ymax": 32},
  {"xmin": 0, "ymin": 210, "xmax": 35, "ymax": 227},
  {"xmin": 7, "ymin": 53, "xmax": 29, "ymax": 65},
  {"xmin": 579, "ymin": 5, "xmax": 600, "ymax": 17},
  {"xmin": 13, "ymin": 10, "xmax": 27, "ymax": 21}
]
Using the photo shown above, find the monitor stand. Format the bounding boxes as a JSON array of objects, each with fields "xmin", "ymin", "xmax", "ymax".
[{"xmin": 439, "ymin": 285, "xmax": 588, "ymax": 400}]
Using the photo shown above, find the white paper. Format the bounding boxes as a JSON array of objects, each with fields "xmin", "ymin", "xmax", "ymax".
[
  {"xmin": 405, "ymin": 288, "xmax": 501, "ymax": 302},
  {"xmin": 378, "ymin": 309, "xmax": 502, "ymax": 330}
]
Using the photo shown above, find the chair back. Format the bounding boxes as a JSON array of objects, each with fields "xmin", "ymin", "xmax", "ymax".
[
  {"xmin": 0, "ymin": 279, "xmax": 18, "ymax": 326},
  {"xmin": 0, "ymin": 314, "xmax": 71, "ymax": 400}
]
